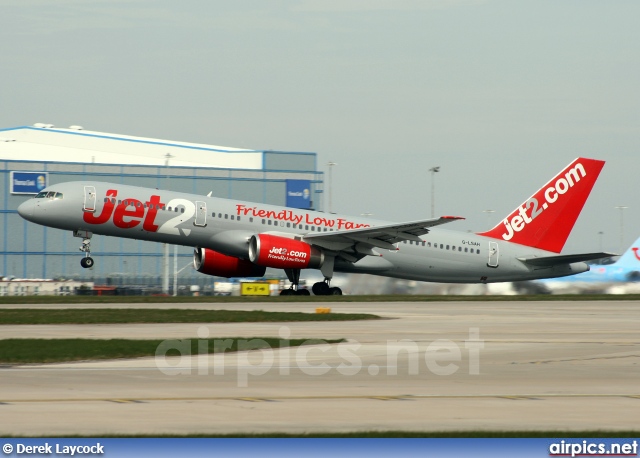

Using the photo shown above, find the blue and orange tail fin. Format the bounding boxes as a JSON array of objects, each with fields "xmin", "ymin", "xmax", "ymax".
[{"xmin": 478, "ymin": 157, "xmax": 605, "ymax": 253}]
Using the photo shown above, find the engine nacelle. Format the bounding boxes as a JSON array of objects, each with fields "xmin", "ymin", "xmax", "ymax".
[
  {"xmin": 627, "ymin": 271, "xmax": 640, "ymax": 282},
  {"xmin": 249, "ymin": 234, "xmax": 323, "ymax": 269},
  {"xmin": 193, "ymin": 247, "xmax": 266, "ymax": 278}
]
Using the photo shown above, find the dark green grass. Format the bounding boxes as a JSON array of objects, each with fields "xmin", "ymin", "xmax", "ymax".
[
  {"xmin": 2, "ymin": 294, "xmax": 640, "ymax": 305},
  {"xmin": 0, "ymin": 308, "xmax": 380, "ymax": 325},
  {"xmin": 0, "ymin": 337, "xmax": 344, "ymax": 364}
]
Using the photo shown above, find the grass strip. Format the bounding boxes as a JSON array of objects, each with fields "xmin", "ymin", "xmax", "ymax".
[
  {"xmin": 0, "ymin": 309, "xmax": 379, "ymax": 325},
  {"xmin": 2, "ymin": 294, "xmax": 640, "ymax": 305},
  {"xmin": 0, "ymin": 337, "xmax": 344, "ymax": 364}
]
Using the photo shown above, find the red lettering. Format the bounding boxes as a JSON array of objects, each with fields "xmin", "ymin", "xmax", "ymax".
[
  {"xmin": 83, "ymin": 189, "xmax": 117, "ymax": 225},
  {"xmin": 336, "ymin": 218, "xmax": 370, "ymax": 230},
  {"xmin": 82, "ymin": 190, "xmax": 169, "ymax": 232},
  {"xmin": 113, "ymin": 199, "xmax": 144, "ymax": 228},
  {"xmin": 143, "ymin": 195, "xmax": 164, "ymax": 232},
  {"xmin": 236, "ymin": 204, "xmax": 250, "ymax": 216}
]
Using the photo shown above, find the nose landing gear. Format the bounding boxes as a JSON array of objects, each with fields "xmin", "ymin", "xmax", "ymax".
[
  {"xmin": 74, "ymin": 230, "xmax": 94, "ymax": 269},
  {"xmin": 80, "ymin": 253, "xmax": 94, "ymax": 269}
]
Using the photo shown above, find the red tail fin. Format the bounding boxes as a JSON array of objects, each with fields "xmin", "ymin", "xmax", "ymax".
[{"xmin": 477, "ymin": 157, "xmax": 605, "ymax": 253}]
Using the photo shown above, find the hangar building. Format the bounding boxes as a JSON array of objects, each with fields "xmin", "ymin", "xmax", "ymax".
[{"xmin": 0, "ymin": 124, "xmax": 322, "ymax": 286}]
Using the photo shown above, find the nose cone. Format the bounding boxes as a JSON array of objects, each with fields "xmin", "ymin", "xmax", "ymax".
[{"xmin": 17, "ymin": 199, "xmax": 35, "ymax": 221}]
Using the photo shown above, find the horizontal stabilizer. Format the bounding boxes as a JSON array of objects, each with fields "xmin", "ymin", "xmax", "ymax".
[{"xmin": 518, "ymin": 252, "xmax": 617, "ymax": 267}]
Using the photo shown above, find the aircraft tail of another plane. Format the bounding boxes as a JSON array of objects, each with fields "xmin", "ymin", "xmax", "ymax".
[
  {"xmin": 612, "ymin": 235, "xmax": 640, "ymax": 267},
  {"xmin": 478, "ymin": 157, "xmax": 605, "ymax": 253}
]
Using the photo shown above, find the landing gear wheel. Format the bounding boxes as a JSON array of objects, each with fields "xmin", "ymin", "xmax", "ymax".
[
  {"xmin": 312, "ymin": 282, "xmax": 330, "ymax": 296},
  {"xmin": 77, "ymin": 234, "xmax": 94, "ymax": 269},
  {"xmin": 280, "ymin": 288, "xmax": 311, "ymax": 296},
  {"xmin": 329, "ymin": 287, "xmax": 342, "ymax": 295}
]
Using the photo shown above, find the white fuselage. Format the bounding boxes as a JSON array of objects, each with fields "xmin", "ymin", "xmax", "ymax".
[{"xmin": 17, "ymin": 181, "xmax": 589, "ymax": 283}]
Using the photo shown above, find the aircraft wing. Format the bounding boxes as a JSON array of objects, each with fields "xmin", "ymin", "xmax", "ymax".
[
  {"xmin": 518, "ymin": 252, "xmax": 618, "ymax": 267},
  {"xmin": 302, "ymin": 216, "xmax": 464, "ymax": 258}
]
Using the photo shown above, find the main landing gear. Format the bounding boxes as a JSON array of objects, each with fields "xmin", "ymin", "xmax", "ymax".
[
  {"xmin": 312, "ymin": 254, "xmax": 342, "ymax": 295},
  {"xmin": 312, "ymin": 279, "xmax": 342, "ymax": 296},
  {"xmin": 74, "ymin": 230, "xmax": 94, "ymax": 269},
  {"xmin": 280, "ymin": 268, "xmax": 311, "ymax": 296},
  {"xmin": 280, "ymin": 288, "xmax": 310, "ymax": 296},
  {"xmin": 280, "ymin": 268, "xmax": 343, "ymax": 296}
]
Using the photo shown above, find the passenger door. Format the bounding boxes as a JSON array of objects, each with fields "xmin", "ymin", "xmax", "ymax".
[
  {"xmin": 194, "ymin": 201, "xmax": 207, "ymax": 227},
  {"xmin": 487, "ymin": 241, "xmax": 499, "ymax": 268},
  {"xmin": 83, "ymin": 186, "xmax": 96, "ymax": 212}
]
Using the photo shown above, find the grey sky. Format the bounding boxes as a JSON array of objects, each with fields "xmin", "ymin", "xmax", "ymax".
[{"xmin": 1, "ymin": 0, "xmax": 638, "ymax": 253}]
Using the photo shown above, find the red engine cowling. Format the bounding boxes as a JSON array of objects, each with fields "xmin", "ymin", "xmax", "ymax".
[
  {"xmin": 193, "ymin": 247, "xmax": 266, "ymax": 278},
  {"xmin": 249, "ymin": 234, "xmax": 323, "ymax": 269}
]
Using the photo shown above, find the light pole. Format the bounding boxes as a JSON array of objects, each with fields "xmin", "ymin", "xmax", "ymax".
[
  {"xmin": 163, "ymin": 153, "xmax": 174, "ymax": 295},
  {"xmin": 615, "ymin": 206, "xmax": 628, "ymax": 253},
  {"xmin": 327, "ymin": 161, "xmax": 337, "ymax": 213},
  {"xmin": 482, "ymin": 210, "xmax": 495, "ymax": 230},
  {"xmin": 164, "ymin": 152, "xmax": 174, "ymax": 188},
  {"xmin": 429, "ymin": 166, "xmax": 440, "ymax": 218},
  {"xmin": 598, "ymin": 231, "xmax": 604, "ymax": 252}
]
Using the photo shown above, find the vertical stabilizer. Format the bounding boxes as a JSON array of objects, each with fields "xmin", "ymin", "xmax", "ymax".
[
  {"xmin": 478, "ymin": 157, "xmax": 605, "ymax": 253},
  {"xmin": 614, "ymin": 235, "xmax": 640, "ymax": 268}
]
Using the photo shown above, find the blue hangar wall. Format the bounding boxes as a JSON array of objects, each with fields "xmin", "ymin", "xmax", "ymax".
[{"xmin": 0, "ymin": 130, "xmax": 323, "ymax": 283}]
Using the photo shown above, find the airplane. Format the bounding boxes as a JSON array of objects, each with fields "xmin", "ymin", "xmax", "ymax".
[
  {"xmin": 533, "ymin": 235, "xmax": 640, "ymax": 293},
  {"xmin": 17, "ymin": 157, "xmax": 613, "ymax": 296}
]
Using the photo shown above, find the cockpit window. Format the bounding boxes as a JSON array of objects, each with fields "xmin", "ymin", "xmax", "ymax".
[{"xmin": 34, "ymin": 191, "xmax": 63, "ymax": 199}]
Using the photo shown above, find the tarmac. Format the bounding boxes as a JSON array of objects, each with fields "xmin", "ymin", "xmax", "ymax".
[{"xmin": 0, "ymin": 300, "xmax": 639, "ymax": 435}]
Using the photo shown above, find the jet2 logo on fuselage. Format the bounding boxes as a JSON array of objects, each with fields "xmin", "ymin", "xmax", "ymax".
[{"xmin": 83, "ymin": 189, "xmax": 164, "ymax": 231}]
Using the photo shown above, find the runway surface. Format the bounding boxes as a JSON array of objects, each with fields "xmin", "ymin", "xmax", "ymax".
[{"xmin": 1, "ymin": 300, "xmax": 639, "ymax": 435}]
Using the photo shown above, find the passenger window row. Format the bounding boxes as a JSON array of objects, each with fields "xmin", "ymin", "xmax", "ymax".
[
  {"xmin": 403, "ymin": 239, "xmax": 481, "ymax": 254},
  {"xmin": 261, "ymin": 220, "xmax": 332, "ymax": 232},
  {"xmin": 209, "ymin": 213, "xmax": 333, "ymax": 232},
  {"xmin": 95, "ymin": 198, "xmax": 477, "ymax": 250},
  {"xmin": 97, "ymin": 200, "xmax": 336, "ymax": 234},
  {"xmin": 211, "ymin": 212, "xmax": 240, "ymax": 221},
  {"xmin": 103, "ymin": 197, "xmax": 187, "ymax": 213}
]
